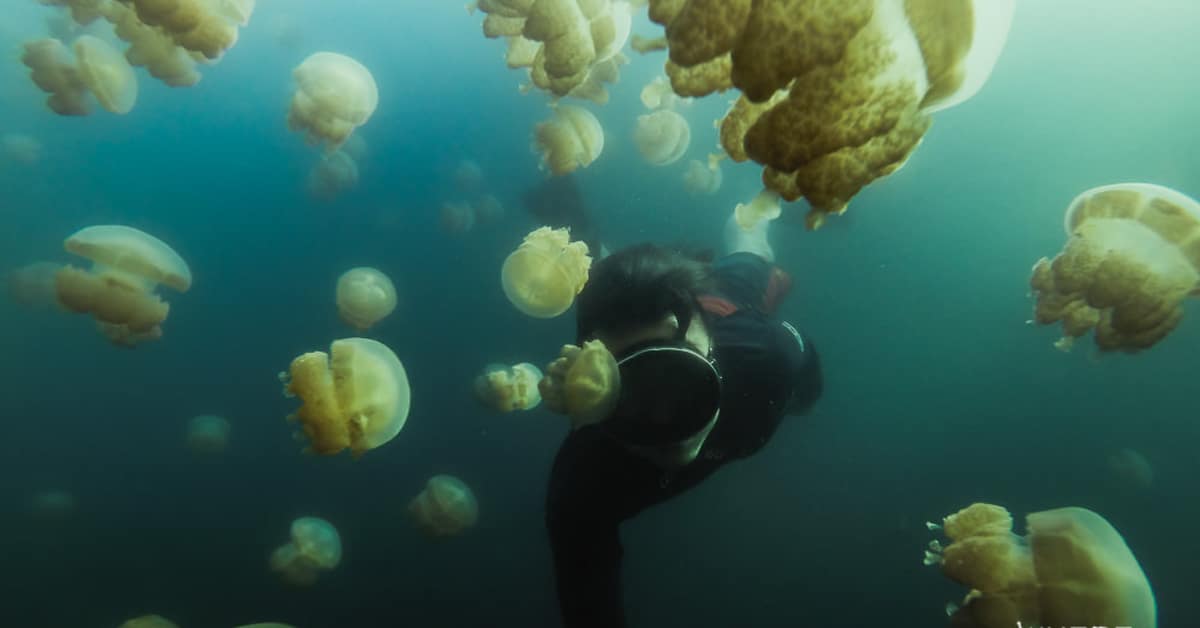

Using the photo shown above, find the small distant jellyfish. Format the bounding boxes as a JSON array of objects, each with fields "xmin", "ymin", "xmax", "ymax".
[
  {"xmin": 440, "ymin": 201, "xmax": 476, "ymax": 235},
  {"xmin": 30, "ymin": 489, "xmax": 75, "ymax": 521},
  {"xmin": 408, "ymin": 475, "xmax": 479, "ymax": 539},
  {"xmin": 454, "ymin": 159, "xmax": 484, "ymax": 190},
  {"xmin": 187, "ymin": 414, "xmax": 231, "ymax": 455},
  {"xmin": 269, "ymin": 516, "xmax": 342, "ymax": 586},
  {"xmin": 475, "ymin": 194, "xmax": 505, "ymax": 224},
  {"xmin": 681, "ymin": 154, "xmax": 723, "ymax": 196},
  {"xmin": 335, "ymin": 267, "xmax": 397, "ymax": 331},
  {"xmin": 307, "ymin": 150, "xmax": 359, "ymax": 201},
  {"xmin": 633, "ymin": 110, "xmax": 691, "ymax": 166},
  {"xmin": 473, "ymin": 362, "xmax": 543, "ymax": 412},
  {"xmin": 501, "ymin": 227, "xmax": 592, "ymax": 318},
  {"xmin": 117, "ymin": 616, "xmax": 179, "ymax": 628},
  {"xmin": 1108, "ymin": 448, "xmax": 1153, "ymax": 490},
  {"xmin": 280, "ymin": 337, "xmax": 411, "ymax": 457},
  {"xmin": 1, "ymin": 133, "xmax": 43, "ymax": 164}
]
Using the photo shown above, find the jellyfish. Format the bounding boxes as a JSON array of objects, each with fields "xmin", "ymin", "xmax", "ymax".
[
  {"xmin": 288, "ymin": 52, "xmax": 378, "ymax": 149},
  {"xmin": 408, "ymin": 475, "xmax": 479, "ymax": 539},
  {"xmin": 6, "ymin": 262, "xmax": 63, "ymax": 309},
  {"xmin": 120, "ymin": 0, "xmax": 251, "ymax": 60},
  {"xmin": 681, "ymin": 153, "xmax": 723, "ymax": 196},
  {"xmin": 454, "ymin": 159, "xmax": 484, "ymax": 190},
  {"xmin": 1, "ymin": 133, "xmax": 43, "ymax": 165},
  {"xmin": 110, "ymin": 4, "xmax": 202, "ymax": 87},
  {"xmin": 501, "ymin": 226, "xmax": 592, "ymax": 318},
  {"xmin": 1029, "ymin": 183, "xmax": 1200, "ymax": 353},
  {"xmin": 187, "ymin": 414, "xmax": 231, "ymax": 455},
  {"xmin": 533, "ymin": 105, "xmax": 605, "ymax": 176},
  {"xmin": 269, "ymin": 516, "xmax": 342, "ymax": 586},
  {"xmin": 54, "ymin": 225, "xmax": 192, "ymax": 346},
  {"xmin": 639, "ymin": 76, "xmax": 678, "ymax": 110},
  {"xmin": 1107, "ymin": 448, "xmax": 1153, "ymax": 490},
  {"xmin": 22, "ymin": 35, "xmax": 140, "ymax": 116},
  {"xmin": 30, "ymin": 489, "xmax": 75, "ymax": 521},
  {"xmin": 540, "ymin": 339, "xmax": 620, "ymax": 429},
  {"xmin": 474, "ymin": 194, "xmax": 506, "ymax": 224},
  {"xmin": 439, "ymin": 201, "xmax": 476, "ymax": 235},
  {"xmin": 117, "ymin": 616, "xmax": 179, "ymax": 628},
  {"xmin": 633, "ymin": 110, "xmax": 690, "ymax": 166},
  {"xmin": 279, "ymin": 337, "xmax": 411, "ymax": 456},
  {"xmin": 733, "ymin": 189, "xmax": 783, "ymax": 231},
  {"xmin": 335, "ymin": 267, "xmax": 397, "ymax": 331},
  {"xmin": 647, "ymin": 0, "xmax": 1016, "ymax": 228},
  {"xmin": 925, "ymin": 502, "xmax": 1156, "ymax": 628},
  {"xmin": 307, "ymin": 150, "xmax": 359, "ymax": 201},
  {"xmin": 473, "ymin": 362, "xmax": 543, "ymax": 412}
]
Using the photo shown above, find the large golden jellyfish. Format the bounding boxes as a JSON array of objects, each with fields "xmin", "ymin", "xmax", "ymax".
[
  {"xmin": 645, "ymin": 0, "xmax": 1015, "ymax": 228},
  {"xmin": 408, "ymin": 475, "xmax": 479, "ymax": 539},
  {"xmin": 335, "ymin": 267, "xmax": 397, "ymax": 331},
  {"xmin": 473, "ymin": 362, "xmax": 543, "ymax": 412},
  {"xmin": 533, "ymin": 105, "xmax": 605, "ymax": 175},
  {"xmin": 1030, "ymin": 183, "xmax": 1200, "ymax": 353},
  {"xmin": 269, "ymin": 516, "xmax": 342, "ymax": 586},
  {"xmin": 925, "ymin": 502, "xmax": 1156, "ymax": 628},
  {"xmin": 279, "ymin": 337, "xmax": 411, "ymax": 456},
  {"xmin": 54, "ymin": 225, "xmax": 192, "ymax": 347},
  {"xmin": 539, "ymin": 340, "xmax": 620, "ymax": 429},
  {"xmin": 288, "ymin": 52, "xmax": 379, "ymax": 149},
  {"xmin": 501, "ymin": 227, "xmax": 592, "ymax": 318},
  {"xmin": 22, "ymin": 36, "xmax": 137, "ymax": 116}
]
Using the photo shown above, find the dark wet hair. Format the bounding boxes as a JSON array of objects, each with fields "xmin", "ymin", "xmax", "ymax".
[{"xmin": 575, "ymin": 244, "xmax": 715, "ymax": 345}]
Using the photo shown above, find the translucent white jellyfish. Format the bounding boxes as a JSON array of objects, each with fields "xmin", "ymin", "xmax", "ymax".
[
  {"xmin": 474, "ymin": 194, "xmax": 505, "ymax": 224},
  {"xmin": 1030, "ymin": 183, "xmax": 1200, "ymax": 352},
  {"xmin": 681, "ymin": 153, "xmax": 723, "ymax": 196},
  {"xmin": 307, "ymin": 150, "xmax": 359, "ymax": 201},
  {"xmin": 533, "ymin": 105, "xmax": 605, "ymax": 176},
  {"xmin": 30, "ymin": 489, "xmax": 76, "ymax": 521},
  {"xmin": 269, "ymin": 516, "xmax": 342, "ymax": 586},
  {"xmin": 501, "ymin": 227, "xmax": 592, "ymax": 318},
  {"xmin": 335, "ymin": 267, "xmax": 397, "ymax": 331},
  {"xmin": 439, "ymin": 201, "xmax": 476, "ymax": 235},
  {"xmin": 633, "ymin": 110, "xmax": 690, "ymax": 166},
  {"xmin": 54, "ymin": 225, "xmax": 192, "ymax": 347},
  {"xmin": 288, "ymin": 52, "xmax": 378, "ymax": 149},
  {"xmin": 280, "ymin": 337, "xmax": 411, "ymax": 456},
  {"xmin": 187, "ymin": 414, "xmax": 231, "ymax": 455},
  {"xmin": 639, "ymin": 76, "xmax": 678, "ymax": 110},
  {"xmin": 117, "ymin": 615, "xmax": 179, "ymax": 628},
  {"xmin": 473, "ymin": 362, "xmax": 543, "ymax": 412},
  {"xmin": 23, "ymin": 35, "xmax": 139, "ymax": 116},
  {"xmin": 6, "ymin": 262, "xmax": 63, "ymax": 309},
  {"xmin": 733, "ymin": 189, "xmax": 783, "ymax": 231},
  {"xmin": 1108, "ymin": 448, "xmax": 1153, "ymax": 489},
  {"xmin": 408, "ymin": 475, "xmax": 479, "ymax": 539},
  {"xmin": 926, "ymin": 502, "xmax": 1156, "ymax": 628},
  {"xmin": 454, "ymin": 159, "xmax": 484, "ymax": 190},
  {"xmin": 1, "ymin": 133, "xmax": 43, "ymax": 165}
]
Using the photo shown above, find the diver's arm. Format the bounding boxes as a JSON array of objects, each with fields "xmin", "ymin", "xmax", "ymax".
[{"xmin": 723, "ymin": 211, "xmax": 774, "ymax": 262}]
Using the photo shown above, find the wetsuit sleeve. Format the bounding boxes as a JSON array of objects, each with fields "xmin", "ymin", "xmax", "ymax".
[{"xmin": 710, "ymin": 252, "xmax": 792, "ymax": 314}]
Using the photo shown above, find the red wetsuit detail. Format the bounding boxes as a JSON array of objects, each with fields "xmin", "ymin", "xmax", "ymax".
[
  {"xmin": 697, "ymin": 295, "xmax": 738, "ymax": 318},
  {"xmin": 763, "ymin": 267, "xmax": 792, "ymax": 314}
]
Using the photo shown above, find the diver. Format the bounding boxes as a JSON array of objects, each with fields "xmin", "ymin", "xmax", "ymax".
[{"xmin": 530, "ymin": 181, "xmax": 824, "ymax": 627}]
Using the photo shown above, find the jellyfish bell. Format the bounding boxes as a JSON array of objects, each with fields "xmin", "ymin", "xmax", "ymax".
[
  {"xmin": 280, "ymin": 337, "xmax": 411, "ymax": 456},
  {"xmin": 335, "ymin": 267, "xmax": 397, "ymax": 331},
  {"xmin": 288, "ymin": 52, "xmax": 379, "ymax": 149},
  {"xmin": 408, "ymin": 475, "xmax": 479, "ymax": 539},
  {"xmin": 733, "ymin": 189, "xmax": 783, "ymax": 231},
  {"xmin": 54, "ymin": 225, "xmax": 191, "ymax": 346},
  {"xmin": 633, "ymin": 109, "xmax": 690, "ymax": 166},
  {"xmin": 927, "ymin": 502, "xmax": 1156, "ymax": 628},
  {"xmin": 269, "ymin": 516, "xmax": 341, "ymax": 586},
  {"xmin": 473, "ymin": 362, "xmax": 543, "ymax": 412},
  {"xmin": 533, "ymin": 105, "xmax": 605, "ymax": 176},
  {"xmin": 501, "ymin": 226, "xmax": 592, "ymax": 318},
  {"xmin": 439, "ymin": 201, "xmax": 476, "ymax": 235},
  {"xmin": 453, "ymin": 159, "xmax": 484, "ymax": 190},
  {"xmin": 474, "ymin": 194, "xmax": 505, "ymax": 224},
  {"xmin": 187, "ymin": 414, "xmax": 231, "ymax": 455},
  {"xmin": 1030, "ymin": 183, "xmax": 1200, "ymax": 353},
  {"xmin": 73, "ymin": 35, "xmax": 138, "ymax": 114},
  {"xmin": 681, "ymin": 155, "xmax": 722, "ymax": 196}
]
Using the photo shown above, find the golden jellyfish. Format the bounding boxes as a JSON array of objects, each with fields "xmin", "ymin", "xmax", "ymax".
[
  {"xmin": 1, "ymin": 133, "xmax": 43, "ymax": 165},
  {"xmin": 408, "ymin": 475, "xmax": 479, "ymax": 539},
  {"xmin": 540, "ymin": 340, "xmax": 620, "ymax": 429},
  {"xmin": 73, "ymin": 35, "xmax": 138, "ymax": 114},
  {"xmin": 501, "ymin": 227, "xmax": 592, "ymax": 318},
  {"xmin": 639, "ymin": 76, "xmax": 678, "ymax": 110},
  {"xmin": 733, "ymin": 189, "xmax": 783, "ymax": 231},
  {"xmin": 335, "ymin": 267, "xmax": 397, "ymax": 331},
  {"xmin": 473, "ymin": 362, "xmax": 543, "ymax": 412},
  {"xmin": 54, "ymin": 225, "xmax": 192, "ymax": 347},
  {"xmin": 681, "ymin": 154, "xmax": 723, "ymax": 196},
  {"xmin": 269, "ymin": 516, "xmax": 342, "ymax": 586},
  {"xmin": 21, "ymin": 36, "xmax": 138, "ymax": 116},
  {"xmin": 533, "ymin": 105, "xmax": 604, "ymax": 176},
  {"xmin": 117, "ymin": 616, "xmax": 179, "ymax": 628},
  {"xmin": 633, "ymin": 110, "xmax": 690, "ymax": 166},
  {"xmin": 646, "ymin": 0, "xmax": 1015, "ymax": 228},
  {"xmin": 279, "ymin": 337, "xmax": 411, "ymax": 457},
  {"xmin": 925, "ymin": 502, "xmax": 1156, "ymax": 628},
  {"xmin": 1029, "ymin": 183, "xmax": 1200, "ymax": 353},
  {"xmin": 288, "ymin": 52, "xmax": 379, "ymax": 149},
  {"xmin": 6, "ymin": 262, "xmax": 63, "ymax": 309},
  {"xmin": 187, "ymin": 414, "xmax": 231, "ymax": 455}
]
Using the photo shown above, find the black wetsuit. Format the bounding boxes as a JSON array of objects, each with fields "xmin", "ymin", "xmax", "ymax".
[{"xmin": 545, "ymin": 252, "xmax": 823, "ymax": 628}]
